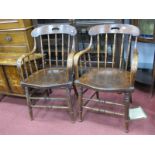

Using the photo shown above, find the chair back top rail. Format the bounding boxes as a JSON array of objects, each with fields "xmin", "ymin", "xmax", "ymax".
[
  {"xmin": 31, "ymin": 24, "xmax": 77, "ymax": 37},
  {"xmin": 89, "ymin": 24, "xmax": 140, "ymax": 36},
  {"xmin": 31, "ymin": 24, "xmax": 77, "ymax": 68},
  {"xmin": 76, "ymin": 24, "xmax": 140, "ymax": 75}
]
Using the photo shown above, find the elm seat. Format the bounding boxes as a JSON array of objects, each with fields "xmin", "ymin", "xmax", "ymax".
[
  {"xmin": 75, "ymin": 68, "xmax": 134, "ymax": 91},
  {"xmin": 22, "ymin": 68, "xmax": 71, "ymax": 88}
]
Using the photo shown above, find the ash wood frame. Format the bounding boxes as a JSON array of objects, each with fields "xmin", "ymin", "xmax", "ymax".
[
  {"xmin": 74, "ymin": 24, "xmax": 140, "ymax": 132},
  {"xmin": 17, "ymin": 24, "xmax": 77, "ymax": 121}
]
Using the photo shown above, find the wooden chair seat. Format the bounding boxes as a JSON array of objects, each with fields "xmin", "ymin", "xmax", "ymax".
[
  {"xmin": 22, "ymin": 68, "xmax": 71, "ymax": 88},
  {"xmin": 75, "ymin": 68, "xmax": 134, "ymax": 92}
]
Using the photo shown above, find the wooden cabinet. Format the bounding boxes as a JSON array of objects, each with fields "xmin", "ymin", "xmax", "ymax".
[
  {"xmin": 0, "ymin": 19, "xmax": 32, "ymax": 29},
  {"xmin": 0, "ymin": 19, "xmax": 34, "ymax": 97},
  {"xmin": 0, "ymin": 66, "xmax": 10, "ymax": 93}
]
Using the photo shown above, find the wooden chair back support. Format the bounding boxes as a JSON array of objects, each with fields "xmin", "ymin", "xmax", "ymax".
[
  {"xmin": 76, "ymin": 24, "xmax": 140, "ymax": 81},
  {"xmin": 17, "ymin": 24, "xmax": 77, "ymax": 81}
]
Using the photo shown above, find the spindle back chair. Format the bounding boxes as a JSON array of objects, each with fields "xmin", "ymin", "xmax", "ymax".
[
  {"xmin": 74, "ymin": 24, "xmax": 140, "ymax": 132},
  {"xmin": 17, "ymin": 24, "xmax": 77, "ymax": 121}
]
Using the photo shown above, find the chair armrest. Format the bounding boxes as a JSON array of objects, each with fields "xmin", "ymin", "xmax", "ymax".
[
  {"xmin": 67, "ymin": 51, "xmax": 77, "ymax": 81},
  {"xmin": 16, "ymin": 37, "xmax": 38, "ymax": 75},
  {"xmin": 16, "ymin": 52, "xmax": 34, "ymax": 81},
  {"xmin": 17, "ymin": 52, "xmax": 43, "ymax": 66},
  {"xmin": 130, "ymin": 48, "xmax": 138, "ymax": 85},
  {"xmin": 17, "ymin": 53, "xmax": 32, "ymax": 68},
  {"xmin": 74, "ymin": 47, "xmax": 91, "ymax": 79},
  {"xmin": 17, "ymin": 52, "xmax": 43, "ymax": 81}
]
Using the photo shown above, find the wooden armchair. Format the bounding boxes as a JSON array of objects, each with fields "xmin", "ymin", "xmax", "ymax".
[
  {"xmin": 17, "ymin": 24, "xmax": 77, "ymax": 122},
  {"xmin": 74, "ymin": 24, "xmax": 140, "ymax": 132}
]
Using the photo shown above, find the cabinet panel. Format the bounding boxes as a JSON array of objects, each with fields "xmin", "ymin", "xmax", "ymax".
[
  {"xmin": 0, "ymin": 46, "xmax": 28, "ymax": 53},
  {"xmin": 0, "ymin": 19, "xmax": 32, "ymax": 29},
  {"xmin": 0, "ymin": 66, "xmax": 10, "ymax": 93},
  {"xmin": 4, "ymin": 66, "xmax": 24, "ymax": 94}
]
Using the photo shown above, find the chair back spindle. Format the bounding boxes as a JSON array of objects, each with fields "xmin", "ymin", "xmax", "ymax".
[
  {"xmin": 85, "ymin": 24, "xmax": 140, "ymax": 71},
  {"xmin": 119, "ymin": 34, "xmax": 124, "ymax": 69},
  {"xmin": 23, "ymin": 58, "xmax": 28, "ymax": 78},
  {"xmin": 112, "ymin": 33, "xmax": 116, "ymax": 68},
  {"xmin": 67, "ymin": 35, "xmax": 71, "ymax": 54},
  {"xmin": 104, "ymin": 33, "xmax": 108, "ymax": 68},
  {"xmin": 33, "ymin": 51, "xmax": 38, "ymax": 71},
  {"xmin": 125, "ymin": 35, "xmax": 132, "ymax": 70},
  {"xmin": 28, "ymin": 55, "xmax": 33, "ymax": 74},
  {"xmin": 62, "ymin": 34, "xmax": 64, "ymax": 67},
  {"xmin": 97, "ymin": 34, "xmax": 100, "ymax": 70},
  {"xmin": 31, "ymin": 24, "xmax": 77, "ymax": 68},
  {"xmin": 40, "ymin": 35, "xmax": 45, "ymax": 69},
  {"xmin": 47, "ymin": 34, "xmax": 52, "ymax": 68}
]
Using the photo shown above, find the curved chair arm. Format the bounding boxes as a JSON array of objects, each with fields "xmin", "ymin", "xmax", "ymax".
[
  {"xmin": 130, "ymin": 48, "xmax": 139, "ymax": 85},
  {"xmin": 17, "ymin": 51, "xmax": 43, "ymax": 81},
  {"xmin": 67, "ymin": 51, "xmax": 78, "ymax": 81},
  {"xmin": 16, "ymin": 37, "xmax": 37, "ymax": 78},
  {"xmin": 17, "ymin": 52, "xmax": 34, "ymax": 68},
  {"xmin": 74, "ymin": 47, "xmax": 92, "ymax": 79}
]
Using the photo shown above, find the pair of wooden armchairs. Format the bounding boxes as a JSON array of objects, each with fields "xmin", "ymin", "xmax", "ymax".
[{"xmin": 17, "ymin": 24, "xmax": 140, "ymax": 132}]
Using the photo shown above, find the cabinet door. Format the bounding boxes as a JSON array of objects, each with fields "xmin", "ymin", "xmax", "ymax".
[
  {"xmin": 0, "ymin": 66, "xmax": 10, "ymax": 93},
  {"xmin": 4, "ymin": 66, "xmax": 24, "ymax": 94}
]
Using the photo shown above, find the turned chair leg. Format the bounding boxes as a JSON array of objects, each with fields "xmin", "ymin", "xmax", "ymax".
[
  {"xmin": 129, "ymin": 92, "xmax": 132, "ymax": 103},
  {"xmin": 73, "ymin": 83, "xmax": 78, "ymax": 98},
  {"xmin": 124, "ymin": 92, "xmax": 130, "ymax": 133},
  {"xmin": 78, "ymin": 87, "xmax": 83, "ymax": 122},
  {"xmin": 48, "ymin": 89, "xmax": 52, "ymax": 95},
  {"xmin": 66, "ymin": 87, "xmax": 75, "ymax": 122},
  {"xmin": 25, "ymin": 87, "xmax": 33, "ymax": 120},
  {"xmin": 96, "ymin": 91, "xmax": 99, "ymax": 99}
]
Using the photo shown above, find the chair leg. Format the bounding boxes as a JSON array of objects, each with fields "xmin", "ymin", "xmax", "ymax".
[
  {"xmin": 25, "ymin": 87, "xmax": 33, "ymax": 120},
  {"xmin": 78, "ymin": 87, "xmax": 83, "ymax": 122},
  {"xmin": 96, "ymin": 91, "xmax": 99, "ymax": 99},
  {"xmin": 73, "ymin": 83, "xmax": 78, "ymax": 98},
  {"xmin": 124, "ymin": 92, "xmax": 130, "ymax": 133},
  {"xmin": 129, "ymin": 92, "xmax": 132, "ymax": 103},
  {"xmin": 45, "ymin": 89, "xmax": 52, "ymax": 98},
  {"xmin": 46, "ymin": 89, "xmax": 50, "ymax": 97},
  {"xmin": 66, "ymin": 87, "xmax": 75, "ymax": 122},
  {"xmin": 48, "ymin": 89, "xmax": 52, "ymax": 95}
]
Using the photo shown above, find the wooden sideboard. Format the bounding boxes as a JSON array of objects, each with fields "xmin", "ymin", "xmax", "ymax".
[{"xmin": 0, "ymin": 19, "xmax": 41, "ymax": 98}]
